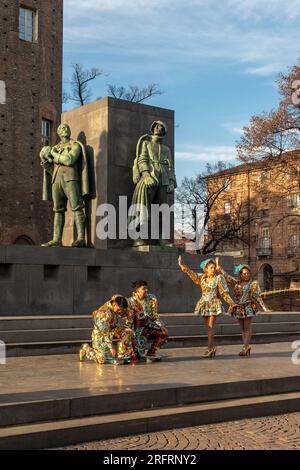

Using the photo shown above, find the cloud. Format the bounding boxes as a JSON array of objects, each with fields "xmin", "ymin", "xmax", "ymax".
[
  {"xmin": 222, "ymin": 123, "xmax": 244, "ymax": 135},
  {"xmin": 176, "ymin": 145, "xmax": 237, "ymax": 162},
  {"xmin": 64, "ymin": 0, "xmax": 300, "ymax": 77}
]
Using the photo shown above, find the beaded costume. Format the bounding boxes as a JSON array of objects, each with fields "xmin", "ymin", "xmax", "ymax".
[
  {"xmin": 181, "ymin": 261, "xmax": 235, "ymax": 316},
  {"xmin": 218, "ymin": 265, "xmax": 268, "ymax": 319},
  {"xmin": 127, "ymin": 293, "xmax": 168, "ymax": 357},
  {"xmin": 80, "ymin": 300, "xmax": 135, "ymax": 364}
]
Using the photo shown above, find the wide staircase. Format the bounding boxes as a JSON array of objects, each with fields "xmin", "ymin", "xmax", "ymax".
[{"xmin": 1, "ymin": 312, "xmax": 300, "ymax": 357}]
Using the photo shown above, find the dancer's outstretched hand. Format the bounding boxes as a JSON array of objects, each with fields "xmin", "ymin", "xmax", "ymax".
[{"xmin": 178, "ymin": 256, "xmax": 184, "ymax": 268}]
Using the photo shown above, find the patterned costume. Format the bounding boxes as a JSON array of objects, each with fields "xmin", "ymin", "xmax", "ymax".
[
  {"xmin": 81, "ymin": 301, "xmax": 135, "ymax": 364},
  {"xmin": 181, "ymin": 263, "xmax": 235, "ymax": 316},
  {"xmin": 218, "ymin": 266, "xmax": 268, "ymax": 319},
  {"xmin": 127, "ymin": 294, "xmax": 169, "ymax": 357}
]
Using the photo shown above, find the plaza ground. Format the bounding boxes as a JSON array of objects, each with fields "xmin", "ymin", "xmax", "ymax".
[
  {"xmin": 61, "ymin": 412, "xmax": 300, "ymax": 450},
  {"xmin": 0, "ymin": 342, "xmax": 300, "ymax": 449}
]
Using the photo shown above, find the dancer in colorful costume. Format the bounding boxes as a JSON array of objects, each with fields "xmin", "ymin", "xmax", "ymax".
[
  {"xmin": 178, "ymin": 256, "xmax": 236, "ymax": 358},
  {"xmin": 216, "ymin": 258, "xmax": 269, "ymax": 356},
  {"xmin": 79, "ymin": 295, "xmax": 136, "ymax": 365},
  {"xmin": 128, "ymin": 280, "xmax": 169, "ymax": 360}
]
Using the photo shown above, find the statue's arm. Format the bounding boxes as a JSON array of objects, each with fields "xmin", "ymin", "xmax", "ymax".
[
  {"xmin": 40, "ymin": 146, "xmax": 54, "ymax": 175},
  {"xmin": 52, "ymin": 143, "xmax": 81, "ymax": 167},
  {"xmin": 136, "ymin": 140, "xmax": 157, "ymax": 188},
  {"xmin": 41, "ymin": 160, "xmax": 54, "ymax": 176},
  {"xmin": 138, "ymin": 141, "xmax": 151, "ymax": 174}
]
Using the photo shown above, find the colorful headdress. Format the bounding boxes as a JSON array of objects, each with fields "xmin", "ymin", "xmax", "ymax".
[
  {"xmin": 200, "ymin": 258, "xmax": 216, "ymax": 272},
  {"xmin": 234, "ymin": 264, "xmax": 251, "ymax": 276}
]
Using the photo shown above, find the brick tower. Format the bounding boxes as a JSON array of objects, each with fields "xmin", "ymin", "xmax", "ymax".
[{"xmin": 0, "ymin": 0, "xmax": 63, "ymax": 245}]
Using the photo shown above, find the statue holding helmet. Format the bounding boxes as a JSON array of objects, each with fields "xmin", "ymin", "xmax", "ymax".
[
  {"xmin": 40, "ymin": 123, "xmax": 90, "ymax": 248},
  {"xmin": 129, "ymin": 120, "xmax": 177, "ymax": 248}
]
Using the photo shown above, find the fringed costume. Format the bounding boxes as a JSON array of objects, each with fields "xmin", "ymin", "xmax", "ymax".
[
  {"xmin": 128, "ymin": 294, "xmax": 169, "ymax": 357},
  {"xmin": 218, "ymin": 264, "xmax": 268, "ymax": 319},
  {"xmin": 181, "ymin": 259, "xmax": 235, "ymax": 316},
  {"xmin": 80, "ymin": 298, "xmax": 135, "ymax": 365}
]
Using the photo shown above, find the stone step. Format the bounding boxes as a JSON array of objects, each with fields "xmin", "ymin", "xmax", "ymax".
[
  {"xmin": 5, "ymin": 331, "xmax": 300, "ymax": 357},
  {"xmin": 1, "ymin": 322, "xmax": 300, "ymax": 344},
  {"xmin": 1, "ymin": 391, "xmax": 300, "ymax": 450},
  {"xmin": 1, "ymin": 373, "xmax": 299, "ymax": 428},
  {"xmin": 0, "ymin": 312, "xmax": 300, "ymax": 330}
]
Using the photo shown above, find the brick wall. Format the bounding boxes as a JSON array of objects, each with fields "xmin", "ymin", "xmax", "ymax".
[{"xmin": 0, "ymin": 0, "xmax": 63, "ymax": 245}]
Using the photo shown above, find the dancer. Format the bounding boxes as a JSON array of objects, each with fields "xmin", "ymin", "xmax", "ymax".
[
  {"xmin": 216, "ymin": 258, "xmax": 269, "ymax": 356},
  {"xmin": 178, "ymin": 256, "xmax": 236, "ymax": 358},
  {"xmin": 128, "ymin": 280, "xmax": 169, "ymax": 360},
  {"xmin": 79, "ymin": 295, "xmax": 136, "ymax": 365}
]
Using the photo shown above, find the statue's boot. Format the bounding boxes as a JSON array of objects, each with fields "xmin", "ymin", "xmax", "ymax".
[
  {"xmin": 72, "ymin": 210, "xmax": 87, "ymax": 248},
  {"xmin": 159, "ymin": 238, "xmax": 173, "ymax": 248},
  {"xmin": 42, "ymin": 213, "xmax": 65, "ymax": 247},
  {"xmin": 133, "ymin": 238, "xmax": 147, "ymax": 248}
]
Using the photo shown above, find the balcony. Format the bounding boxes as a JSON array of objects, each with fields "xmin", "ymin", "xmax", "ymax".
[
  {"xmin": 287, "ymin": 243, "xmax": 300, "ymax": 257},
  {"xmin": 257, "ymin": 237, "xmax": 272, "ymax": 257}
]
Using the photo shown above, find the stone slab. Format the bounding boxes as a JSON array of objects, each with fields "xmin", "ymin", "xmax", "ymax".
[{"xmin": 0, "ymin": 246, "xmax": 234, "ymax": 315}]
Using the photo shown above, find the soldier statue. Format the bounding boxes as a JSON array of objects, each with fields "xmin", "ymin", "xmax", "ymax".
[
  {"xmin": 129, "ymin": 121, "xmax": 177, "ymax": 248},
  {"xmin": 40, "ymin": 123, "xmax": 90, "ymax": 248}
]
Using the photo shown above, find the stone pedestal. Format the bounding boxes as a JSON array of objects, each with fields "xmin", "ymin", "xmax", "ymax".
[
  {"xmin": 61, "ymin": 97, "xmax": 175, "ymax": 250},
  {"xmin": 133, "ymin": 245, "xmax": 178, "ymax": 253},
  {"xmin": 0, "ymin": 246, "xmax": 233, "ymax": 315}
]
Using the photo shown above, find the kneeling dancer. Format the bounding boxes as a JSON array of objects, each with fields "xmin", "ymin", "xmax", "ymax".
[
  {"xmin": 80, "ymin": 295, "xmax": 136, "ymax": 365},
  {"xmin": 128, "ymin": 280, "xmax": 169, "ymax": 359}
]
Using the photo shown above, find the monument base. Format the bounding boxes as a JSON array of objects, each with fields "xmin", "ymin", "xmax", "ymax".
[
  {"xmin": 0, "ymin": 245, "xmax": 234, "ymax": 316},
  {"xmin": 133, "ymin": 244, "xmax": 179, "ymax": 253}
]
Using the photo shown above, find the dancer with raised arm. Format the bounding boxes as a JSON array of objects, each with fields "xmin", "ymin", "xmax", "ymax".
[
  {"xmin": 216, "ymin": 258, "xmax": 269, "ymax": 357},
  {"xmin": 178, "ymin": 256, "xmax": 236, "ymax": 358}
]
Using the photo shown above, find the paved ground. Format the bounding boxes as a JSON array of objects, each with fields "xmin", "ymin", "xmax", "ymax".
[
  {"xmin": 62, "ymin": 413, "xmax": 300, "ymax": 450},
  {"xmin": 0, "ymin": 343, "xmax": 299, "ymax": 401}
]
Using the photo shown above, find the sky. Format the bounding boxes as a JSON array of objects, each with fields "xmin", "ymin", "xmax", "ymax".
[{"xmin": 63, "ymin": 0, "xmax": 300, "ymax": 182}]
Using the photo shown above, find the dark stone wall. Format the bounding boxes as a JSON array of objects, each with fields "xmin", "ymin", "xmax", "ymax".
[{"xmin": 0, "ymin": 246, "xmax": 234, "ymax": 315}]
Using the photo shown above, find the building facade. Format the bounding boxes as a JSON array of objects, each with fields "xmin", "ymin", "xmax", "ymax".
[
  {"xmin": 0, "ymin": 0, "xmax": 63, "ymax": 245},
  {"xmin": 206, "ymin": 152, "xmax": 300, "ymax": 310}
]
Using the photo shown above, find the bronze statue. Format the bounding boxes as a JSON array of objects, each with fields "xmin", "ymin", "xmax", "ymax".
[
  {"xmin": 40, "ymin": 123, "xmax": 90, "ymax": 248},
  {"xmin": 130, "ymin": 121, "xmax": 177, "ymax": 248}
]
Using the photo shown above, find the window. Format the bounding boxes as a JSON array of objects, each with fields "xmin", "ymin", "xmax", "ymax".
[
  {"xmin": 19, "ymin": 7, "xmax": 37, "ymax": 42},
  {"xmin": 260, "ymin": 170, "xmax": 271, "ymax": 183},
  {"xmin": 287, "ymin": 193, "xmax": 300, "ymax": 209},
  {"xmin": 290, "ymin": 234, "xmax": 300, "ymax": 248},
  {"xmin": 0, "ymin": 81, "xmax": 5, "ymax": 105},
  {"xmin": 224, "ymin": 202, "xmax": 231, "ymax": 215},
  {"xmin": 224, "ymin": 177, "xmax": 231, "ymax": 191},
  {"xmin": 261, "ymin": 227, "xmax": 270, "ymax": 238},
  {"xmin": 41, "ymin": 119, "xmax": 52, "ymax": 146}
]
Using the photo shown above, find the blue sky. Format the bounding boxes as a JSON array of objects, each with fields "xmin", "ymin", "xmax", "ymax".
[{"xmin": 63, "ymin": 0, "xmax": 300, "ymax": 182}]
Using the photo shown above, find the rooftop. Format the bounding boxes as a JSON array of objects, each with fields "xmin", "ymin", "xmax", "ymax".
[{"xmin": 206, "ymin": 150, "xmax": 300, "ymax": 179}]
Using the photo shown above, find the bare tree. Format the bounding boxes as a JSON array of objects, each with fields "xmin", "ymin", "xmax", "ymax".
[
  {"xmin": 203, "ymin": 199, "xmax": 257, "ymax": 255},
  {"xmin": 237, "ymin": 61, "xmax": 300, "ymax": 164},
  {"xmin": 107, "ymin": 83, "xmax": 163, "ymax": 103},
  {"xmin": 175, "ymin": 162, "xmax": 256, "ymax": 254},
  {"xmin": 65, "ymin": 64, "xmax": 105, "ymax": 106}
]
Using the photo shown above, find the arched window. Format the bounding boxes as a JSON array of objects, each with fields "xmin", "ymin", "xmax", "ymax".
[
  {"xmin": 13, "ymin": 236, "xmax": 35, "ymax": 246},
  {"xmin": 258, "ymin": 264, "xmax": 274, "ymax": 292}
]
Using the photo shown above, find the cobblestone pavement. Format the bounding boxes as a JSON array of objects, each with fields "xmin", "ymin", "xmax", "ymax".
[{"xmin": 63, "ymin": 413, "xmax": 300, "ymax": 450}]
